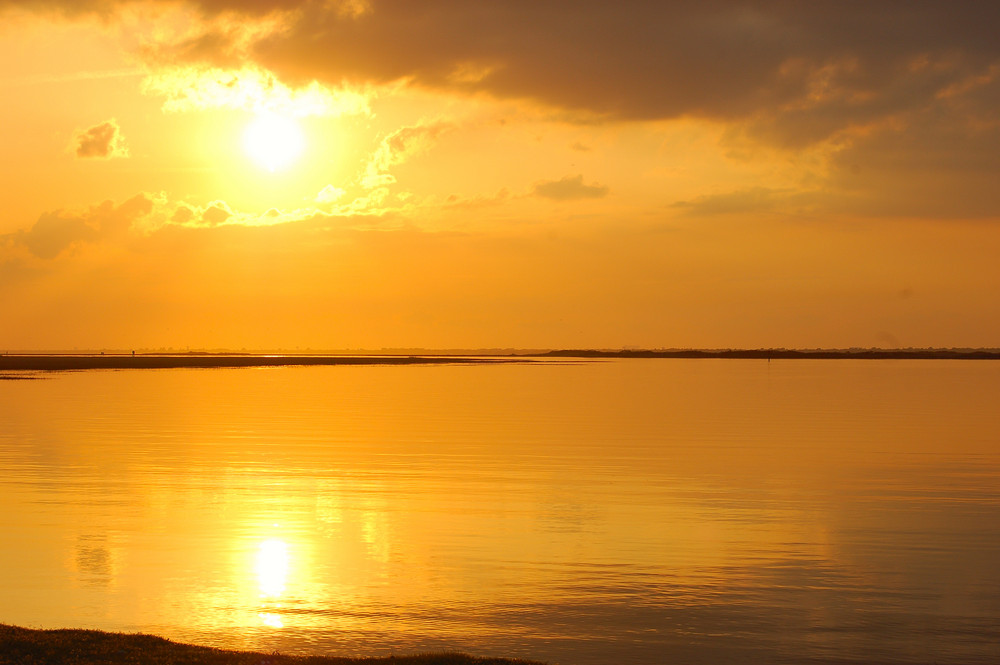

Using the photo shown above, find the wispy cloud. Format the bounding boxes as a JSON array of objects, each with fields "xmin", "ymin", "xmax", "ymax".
[
  {"xmin": 672, "ymin": 188, "xmax": 788, "ymax": 217},
  {"xmin": 2, "ymin": 67, "xmax": 143, "ymax": 87}
]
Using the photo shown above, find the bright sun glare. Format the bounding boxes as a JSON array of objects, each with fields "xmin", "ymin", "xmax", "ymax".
[
  {"xmin": 256, "ymin": 538, "xmax": 289, "ymax": 598},
  {"xmin": 243, "ymin": 114, "xmax": 305, "ymax": 172}
]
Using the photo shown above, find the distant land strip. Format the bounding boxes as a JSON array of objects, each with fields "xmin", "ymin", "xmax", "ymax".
[
  {"xmin": 535, "ymin": 349, "xmax": 1000, "ymax": 359},
  {"xmin": 0, "ymin": 624, "xmax": 545, "ymax": 665},
  {"xmin": 3, "ymin": 350, "xmax": 1000, "ymax": 372},
  {"xmin": 0, "ymin": 354, "xmax": 522, "ymax": 371}
]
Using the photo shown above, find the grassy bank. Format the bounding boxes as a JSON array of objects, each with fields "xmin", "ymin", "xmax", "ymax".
[{"xmin": 0, "ymin": 625, "xmax": 546, "ymax": 665}]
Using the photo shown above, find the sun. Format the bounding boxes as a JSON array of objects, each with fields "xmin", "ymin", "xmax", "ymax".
[{"xmin": 243, "ymin": 113, "xmax": 305, "ymax": 172}]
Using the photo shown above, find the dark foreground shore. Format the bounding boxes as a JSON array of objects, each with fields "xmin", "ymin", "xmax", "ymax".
[
  {"xmin": 0, "ymin": 354, "xmax": 517, "ymax": 372},
  {"xmin": 0, "ymin": 625, "xmax": 546, "ymax": 665}
]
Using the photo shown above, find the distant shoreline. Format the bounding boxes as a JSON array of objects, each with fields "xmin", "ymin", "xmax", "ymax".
[
  {"xmin": 535, "ymin": 348, "xmax": 1000, "ymax": 360},
  {"xmin": 0, "ymin": 623, "xmax": 544, "ymax": 664},
  {"xmin": 2, "ymin": 349, "xmax": 999, "ymax": 372},
  {"xmin": 0, "ymin": 354, "xmax": 521, "ymax": 371}
]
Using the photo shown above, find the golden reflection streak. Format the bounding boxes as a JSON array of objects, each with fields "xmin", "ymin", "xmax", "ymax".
[
  {"xmin": 256, "ymin": 538, "xmax": 289, "ymax": 628},
  {"xmin": 258, "ymin": 612, "xmax": 284, "ymax": 628}
]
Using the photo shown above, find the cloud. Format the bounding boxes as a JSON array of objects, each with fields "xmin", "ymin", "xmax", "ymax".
[
  {"xmin": 13, "ymin": 3, "xmax": 1000, "ymax": 139},
  {"xmin": 202, "ymin": 200, "xmax": 233, "ymax": 225},
  {"xmin": 532, "ymin": 175, "xmax": 608, "ymax": 201},
  {"xmin": 316, "ymin": 185, "xmax": 346, "ymax": 204},
  {"xmin": 672, "ymin": 188, "xmax": 789, "ymax": 217},
  {"xmin": 12, "ymin": 1, "xmax": 1000, "ymax": 220},
  {"xmin": 165, "ymin": 199, "xmax": 292, "ymax": 228},
  {"xmin": 141, "ymin": 65, "xmax": 370, "ymax": 117},
  {"xmin": 73, "ymin": 119, "xmax": 128, "ymax": 159},
  {"xmin": 19, "ymin": 213, "xmax": 98, "ymax": 260},
  {"xmin": 823, "ymin": 88, "xmax": 1000, "ymax": 219},
  {"xmin": 0, "ymin": 0, "xmax": 308, "ymax": 18},
  {"xmin": 159, "ymin": 197, "xmax": 352, "ymax": 229},
  {"xmin": 105, "ymin": 1, "xmax": 1000, "ymax": 217},
  {"xmin": 171, "ymin": 204, "xmax": 197, "ymax": 225},
  {"xmin": 442, "ymin": 187, "xmax": 510, "ymax": 211},
  {"xmin": 126, "ymin": 3, "xmax": 996, "ymax": 141},
  {"xmin": 2, "ymin": 185, "xmax": 462, "ymax": 272},
  {"xmin": 18, "ymin": 4, "xmax": 1000, "ymax": 155},
  {"xmin": 361, "ymin": 121, "xmax": 452, "ymax": 189},
  {"xmin": 13, "ymin": 194, "xmax": 153, "ymax": 259}
]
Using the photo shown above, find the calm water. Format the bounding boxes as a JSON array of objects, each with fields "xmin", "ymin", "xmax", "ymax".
[{"xmin": 1, "ymin": 360, "xmax": 999, "ymax": 664}]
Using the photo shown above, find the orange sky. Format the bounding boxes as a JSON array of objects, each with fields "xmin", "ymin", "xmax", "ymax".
[{"xmin": 1, "ymin": 1, "xmax": 999, "ymax": 350}]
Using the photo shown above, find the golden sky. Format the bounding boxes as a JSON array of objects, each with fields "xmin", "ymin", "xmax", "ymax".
[{"xmin": 2, "ymin": 1, "xmax": 999, "ymax": 350}]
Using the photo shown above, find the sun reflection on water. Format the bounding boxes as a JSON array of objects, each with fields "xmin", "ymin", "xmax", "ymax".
[
  {"xmin": 256, "ymin": 538, "xmax": 289, "ymax": 628},
  {"xmin": 258, "ymin": 612, "xmax": 284, "ymax": 628}
]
